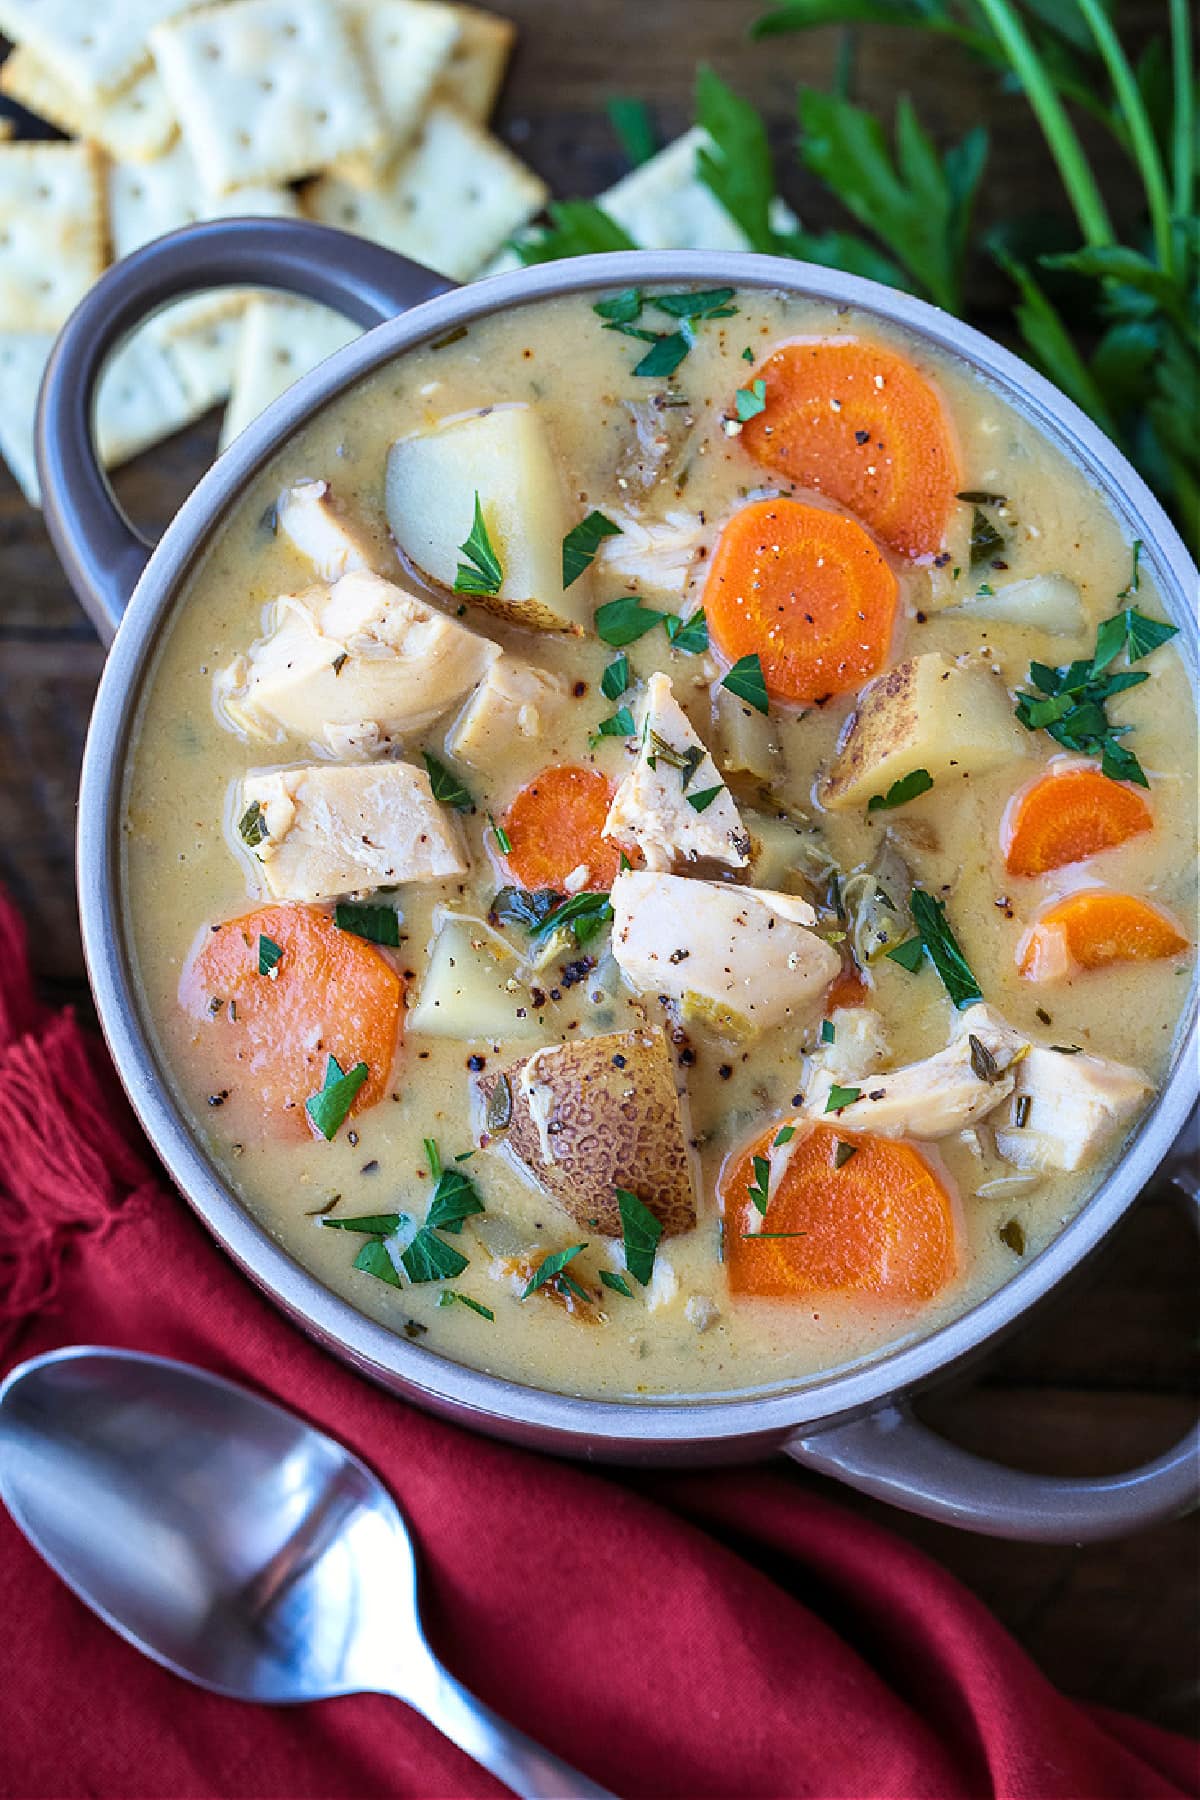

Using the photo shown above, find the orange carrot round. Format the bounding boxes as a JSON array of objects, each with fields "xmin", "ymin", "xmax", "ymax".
[
  {"xmin": 739, "ymin": 338, "xmax": 960, "ymax": 558},
  {"xmin": 702, "ymin": 497, "xmax": 898, "ymax": 705},
  {"xmin": 722, "ymin": 1121, "xmax": 959, "ymax": 1302},
  {"xmin": 180, "ymin": 904, "xmax": 403, "ymax": 1134},
  {"xmin": 1018, "ymin": 891, "xmax": 1189, "ymax": 982},
  {"xmin": 1003, "ymin": 765, "xmax": 1153, "ymax": 877},
  {"xmin": 500, "ymin": 763, "xmax": 624, "ymax": 891},
  {"xmin": 824, "ymin": 962, "xmax": 869, "ymax": 1012}
]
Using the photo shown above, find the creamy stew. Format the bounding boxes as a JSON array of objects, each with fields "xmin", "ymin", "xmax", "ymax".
[{"xmin": 122, "ymin": 286, "xmax": 1196, "ymax": 1400}]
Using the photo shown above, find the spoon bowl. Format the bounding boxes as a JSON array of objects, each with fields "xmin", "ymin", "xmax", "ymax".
[{"xmin": 0, "ymin": 1346, "xmax": 612, "ymax": 1798}]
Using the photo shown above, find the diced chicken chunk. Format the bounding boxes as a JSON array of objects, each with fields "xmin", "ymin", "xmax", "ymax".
[
  {"xmin": 239, "ymin": 761, "xmax": 466, "ymax": 902},
  {"xmin": 821, "ymin": 652, "xmax": 1030, "ymax": 811},
  {"xmin": 610, "ymin": 869, "xmax": 839, "ymax": 1036},
  {"xmin": 809, "ymin": 1006, "xmax": 891, "ymax": 1084},
  {"xmin": 604, "ymin": 672, "xmax": 750, "ymax": 872},
  {"xmin": 806, "ymin": 1003, "xmax": 1029, "ymax": 1138},
  {"xmin": 445, "ymin": 654, "xmax": 564, "ymax": 768},
  {"xmin": 216, "ymin": 570, "xmax": 499, "ymax": 755},
  {"xmin": 276, "ymin": 479, "xmax": 378, "ymax": 582},
  {"xmin": 992, "ymin": 1044, "xmax": 1152, "ymax": 1173},
  {"xmin": 596, "ymin": 506, "xmax": 706, "ymax": 599},
  {"xmin": 385, "ymin": 403, "xmax": 589, "ymax": 631}
]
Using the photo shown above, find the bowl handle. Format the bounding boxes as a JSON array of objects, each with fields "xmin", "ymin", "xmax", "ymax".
[
  {"xmin": 36, "ymin": 217, "xmax": 455, "ymax": 643},
  {"xmin": 785, "ymin": 1140, "xmax": 1199, "ymax": 1542}
]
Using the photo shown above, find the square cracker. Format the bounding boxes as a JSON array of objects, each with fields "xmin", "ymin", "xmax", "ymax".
[
  {"xmin": 436, "ymin": 5, "xmax": 515, "ymax": 121},
  {"xmin": 0, "ymin": 331, "xmax": 53, "ymax": 503},
  {"xmin": 598, "ymin": 127, "xmax": 752, "ymax": 254},
  {"xmin": 0, "ymin": 45, "xmax": 178, "ymax": 163},
  {"xmin": 331, "ymin": 0, "xmax": 460, "ymax": 187},
  {"xmin": 0, "ymin": 141, "xmax": 106, "ymax": 330},
  {"xmin": 219, "ymin": 295, "xmax": 359, "ymax": 451},
  {"xmin": 165, "ymin": 314, "xmax": 241, "ymax": 412},
  {"xmin": 0, "ymin": 0, "xmax": 200, "ymax": 102},
  {"xmin": 305, "ymin": 104, "xmax": 546, "ymax": 281},
  {"xmin": 150, "ymin": 0, "xmax": 386, "ymax": 198}
]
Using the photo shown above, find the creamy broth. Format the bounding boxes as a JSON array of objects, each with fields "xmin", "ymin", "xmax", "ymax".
[{"xmin": 122, "ymin": 288, "xmax": 1196, "ymax": 1399}]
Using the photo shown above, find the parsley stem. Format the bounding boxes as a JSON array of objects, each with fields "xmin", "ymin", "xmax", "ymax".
[
  {"xmin": 1170, "ymin": 0, "xmax": 1194, "ymax": 222},
  {"xmin": 1074, "ymin": 0, "xmax": 1173, "ymax": 274},
  {"xmin": 971, "ymin": 0, "xmax": 1113, "ymax": 249}
]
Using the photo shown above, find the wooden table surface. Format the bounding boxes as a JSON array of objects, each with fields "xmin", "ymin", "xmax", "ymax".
[{"xmin": 1, "ymin": 0, "xmax": 1196, "ymax": 1739}]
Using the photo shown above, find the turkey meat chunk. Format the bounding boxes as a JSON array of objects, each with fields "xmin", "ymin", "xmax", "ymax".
[
  {"xmin": 276, "ymin": 479, "xmax": 379, "ymax": 582},
  {"xmin": 239, "ymin": 761, "xmax": 467, "ymax": 902},
  {"xmin": 217, "ymin": 570, "xmax": 499, "ymax": 755},
  {"xmin": 993, "ymin": 1045, "xmax": 1152, "ymax": 1173},
  {"xmin": 609, "ymin": 869, "xmax": 839, "ymax": 1036},
  {"xmin": 445, "ymin": 654, "xmax": 564, "ymax": 768},
  {"xmin": 603, "ymin": 672, "xmax": 750, "ymax": 871}
]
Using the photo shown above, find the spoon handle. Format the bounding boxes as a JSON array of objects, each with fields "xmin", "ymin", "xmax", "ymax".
[{"xmin": 398, "ymin": 1651, "xmax": 617, "ymax": 1799}]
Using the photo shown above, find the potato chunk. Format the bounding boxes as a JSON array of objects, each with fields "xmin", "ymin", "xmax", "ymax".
[
  {"xmin": 276, "ymin": 479, "xmax": 379, "ymax": 582},
  {"xmin": 821, "ymin": 651, "xmax": 1029, "ymax": 811},
  {"xmin": 217, "ymin": 570, "xmax": 499, "ymax": 755},
  {"xmin": 478, "ymin": 1027, "xmax": 696, "ymax": 1237},
  {"xmin": 445, "ymin": 654, "xmax": 565, "ymax": 769},
  {"xmin": 406, "ymin": 909, "xmax": 552, "ymax": 1042},
  {"xmin": 385, "ymin": 404, "xmax": 589, "ymax": 631},
  {"xmin": 604, "ymin": 673, "xmax": 750, "ymax": 871},
  {"xmin": 992, "ymin": 1044, "xmax": 1152, "ymax": 1173},
  {"xmin": 609, "ymin": 869, "xmax": 839, "ymax": 1036},
  {"xmin": 239, "ymin": 762, "xmax": 466, "ymax": 902}
]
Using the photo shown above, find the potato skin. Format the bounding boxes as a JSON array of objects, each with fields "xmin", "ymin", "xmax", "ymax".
[{"xmin": 478, "ymin": 1026, "xmax": 697, "ymax": 1237}]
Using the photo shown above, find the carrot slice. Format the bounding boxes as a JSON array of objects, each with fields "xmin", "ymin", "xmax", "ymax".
[
  {"xmin": 180, "ymin": 904, "xmax": 403, "ymax": 1134},
  {"xmin": 739, "ymin": 338, "xmax": 960, "ymax": 558},
  {"xmin": 1003, "ymin": 765, "xmax": 1153, "ymax": 877},
  {"xmin": 702, "ymin": 497, "xmax": 898, "ymax": 705},
  {"xmin": 1018, "ymin": 891, "xmax": 1189, "ymax": 982},
  {"xmin": 723, "ymin": 1122, "xmax": 959, "ymax": 1302},
  {"xmin": 500, "ymin": 764, "xmax": 624, "ymax": 891},
  {"xmin": 825, "ymin": 962, "xmax": 868, "ymax": 1012}
]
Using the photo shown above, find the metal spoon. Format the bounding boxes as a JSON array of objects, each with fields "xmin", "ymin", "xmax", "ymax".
[{"xmin": 0, "ymin": 1346, "xmax": 614, "ymax": 1799}]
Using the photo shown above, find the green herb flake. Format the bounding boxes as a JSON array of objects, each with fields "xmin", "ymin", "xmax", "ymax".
[
  {"xmin": 664, "ymin": 608, "xmax": 708, "ymax": 653},
  {"xmin": 427, "ymin": 1165, "xmax": 485, "ymax": 1235},
  {"xmin": 1090, "ymin": 606, "xmax": 1178, "ymax": 676},
  {"xmin": 721, "ymin": 652, "xmax": 769, "ymax": 715},
  {"xmin": 437, "ymin": 1290, "xmax": 494, "ymax": 1320},
  {"xmin": 322, "ymin": 1212, "xmax": 408, "ymax": 1234},
  {"xmin": 306, "ymin": 1054, "xmax": 370, "ymax": 1141},
  {"xmin": 734, "ymin": 378, "xmax": 767, "ymax": 421},
  {"xmin": 747, "ymin": 1154, "xmax": 772, "ymax": 1215},
  {"xmin": 632, "ymin": 331, "xmax": 690, "ymax": 379},
  {"xmin": 599, "ymin": 1268, "xmax": 634, "ymax": 1298},
  {"xmin": 867, "ymin": 768, "xmax": 933, "ymax": 812},
  {"xmin": 601, "ymin": 653, "xmax": 630, "ymax": 700},
  {"xmin": 824, "ymin": 1083, "xmax": 862, "ymax": 1114},
  {"xmin": 616, "ymin": 1187, "xmax": 663, "ymax": 1284},
  {"xmin": 333, "ymin": 903, "xmax": 401, "ymax": 947},
  {"xmin": 595, "ymin": 595, "xmax": 667, "ymax": 646},
  {"xmin": 653, "ymin": 286, "xmax": 737, "ymax": 318},
  {"xmin": 523, "ymin": 1242, "xmax": 588, "ymax": 1299},
  {"xmin": 999, "ymin": 1218, "xmax": 1026, "ymax": 1256},
  {"xmin": 969, "ymin": 507, "xmax": 1005, "ymax": 568},
  {"xmin": 592, "ymin": 705, "xmax": 637, "ymax": 742},
  {"xmin": 686, "ymin": 785, "xmax": 724, "ymax": 814},
  {"xmin": 1117, "ymin": 540, "xmax": 1142, "ymax": 600},
  {"xmin": 742, "ymin": 346, "xmax": 755, "ymax": 362},
  {"xmin": 773, "ymin": 1124, "xmax": 796, "ymax": 1147},
  {"xmin": 488, "ymin": 812, "xmax": 512, "ymax": 855},
  {"xmin": 562, "ymin": 510, "xmax": 623, "ymax": 588},
  {"xmin": 593, "ymin": 286, "xmax": 643, "ymax": 324},
  {"xmin": 834, "ymin": 1140, "xmax": 858, "ymax": 1169},
  {"xmin": 820, "ymin": 1018, "xmax": 835, "ymax": 1044},
  {"xmin": 530, "ymin": 890, "xmax": 614, "ymax": 946},
  {"xmin": 607, "ymin": 96, "xmax": 656, "ymax": 168},
  {"xmin": 910, "ymin": 890, "xmax": 983, "ymax": 1009},
  {"xmin": 257, "ymin": 933, "xmax": 283, "ymax": 977},
  {"xmin": 424, "ymin": 1137, "xmax": 443, "ymax": 1178},
  {"xmin": 353, "ymin": 1239, "xmax": 401, "ymax": 1287},
  {"xmin": 453, "ymin": 492, "xmax": 503, "ymax": 596},
  {"xmin": 885, "ymin": 936, "xmax": 927, "ymax": 973},
  {"xmin": 401, "ymin": 1227, "xmax": 469, "ymax": 1284},
  {"xmin": 422, "ymin": 751, "xmax": 473, "ymax": 811},
  {"xmin": 237, "ymin": 800, "xmax": 269, "ymax": 848}
]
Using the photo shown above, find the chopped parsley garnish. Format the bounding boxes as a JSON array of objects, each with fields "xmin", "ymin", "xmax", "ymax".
[
  {"xmin": 834, "ymin": 1140, "xmax": 859, "ymax": 1169},
  {"xmin": 884, "ymin": 935, "xmax": 927, "ymax": 973},
  {"xmin": 257, "ymin": 933, "xmax": 283, "ymax": 977},
  {"xmin": 401, "ymin": 1228, "xmax": 470, "ymax": 1283},
  {"xmin": 523, "ymin": 1242, "xmax": 588, "ymax": 1299},
  {"xmin": 334, "ymin": 903, "xmax": 401, "ymax": 947},
  {"xmin": 437, "ymin": 1290, "xmax": 494, "ymax": 1320},
  {"xmin": 734, "ymin": 378, "xmax": 767, "ymax": 421},
  {"xmin": 424, "ymin": 1137, "xmax": 442, "ymax": 1177},
  {"xmin": 593, "ymin": 287, "xmax": 643, "ymax": 323},
  {"xmin": 867, "ymin": 768, "xmax": 933, "ymax": 812},
  {"xmin": 306, "ymin": 1054, "xmax": 370, "ymax": 1141},
  {"xmin": 968, "ymin": 506, "xmax": 1005, "ymax": 567},
  {"xmin": 426, "ymin": 1164, "xmax": 485, "ymax": 1235},
  {"xmin": 773, "ymin": 1124, "xmax": 796, "ymax": 1147},
  {"xmin": 353, "ymin": 1239, "xmax": 401, "ymax": 1287},
  {"xmin": 686, "ymin": 786, "xmax": 724, "ymax": 813},
  {"xmin": 483, "ymin": 814, "xmax": 510, "ymax": 856},
  {"xmin": 599, "ymin": 287, "xmax": 737, "ymax": 379},
  {"xmin": 422, "ymin": 750, "xmax": 473, "ymax": 810},
  {"xmin": 664, "ymin": 608, "xmax": 708, "ymax": 654},
  {"xmin": 747, "ymin": 1154, "xmax": 772, "ymax": 1214},
  {"xmin": 824, "ymin": 1084, "xmax": 862, "ymax": 1113},
  {"xmin": 721, "ymin": 652, "xmax": 769, "ymax": 715},
  {"xmin": 1117, "ymin": 539, "xmax": 1142, "ymax": 600},
  {"xmin": 616, "ymin": 1186, "xmax": 663, "ymax": 1284},
  {"xmin": 647, "ymin": 733, "xmax": 705, "ymax": 789},
  {"xmin": 485, "ymin": 1073, "xmax": 513, "ymax": 1133},
  {"xmin": 237, "ymin": 799, "xmax": 269, "ymax": 848},
  {"xmin": 607, "ymin": 95, "xmax": 656, "ymax": 167},
  {"xmin": 630, "ymin": 331, "xmax": 690, "ymax": 380},
  {"xmin": 453, "ymin": 493, "xmax": 503, "ymax": 596},
  {"xmin": 591, "ymin": 705, "xmax": 637, "ymax": 742},
  {"xmin": 530, "ymin": 890, "xmax": 614, "ymax": 947},
  {"xmin": 654, "ymin": 286, "xmax": 738, "ymax": 318},
  {"xmin": 491, "ymin": 886, "xmax": 565, "ymax": 930},
  {"xmin": 323, "ymin": 1212, "xmax": 409, "ymax": 1234},
  {"xmin": 599, "ymin": 1268, "xmax": 633, "ymax": 1297},
  {"xmin": 1090, "ymin": 604, "xmax": 1177, "ymax": 675},
  {"xmin": 910, "ymin": 889, "xmax": 983, "ymax": 1009},
  {"xmin": 595, "ymin": 595, "xmax": 667, "ymax": 645},
  {"xmin": 562, "ymin": 510, "xmax": 622, "ymax": 588},
  {"xmin": 600, "ymin": 653, "xmax": 630, "ymax": 700},
  {"xmin": 820, "ymin": 1019, "xmax": 836, "ymax": 1045},
  {"xmin": 742, "ymin": 347, "xmax": 755, "ymax": 362}
]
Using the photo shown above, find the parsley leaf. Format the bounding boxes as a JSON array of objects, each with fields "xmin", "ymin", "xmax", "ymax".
[
  {"xmin": 607, "ymin": 95, "xmax": 656, "ymax": 167},
  {"xmin": 562, "ymin": 510, "xmax": 622, "ymax": 588},
  {"xmin": 735, "ymin": 378, "xmax": 767, "ymax": 420},
  {"xmin": 437, "ymin": 1290, "xmax": 495, "ymax": 1320},
  {"xmin": 910, "ymin": 889, "xmax": 983, "ymax": 1009},
  {"xmin": 523, "ymin": 1242, "xmax": 588, "ymax": 1298},
  {"xmin": 592, "ymin": 705, "xmax": 636, "ymax": 741},
  {"xmin": 322, "ymin": 1213, "xmax": 409, "ymax": 1234},
  {"xmin": 594, "ymin": 287, "xmax": 643, "ymax": 324},
  {"xmin": 353, "ymin": 1239, "xmax": 401, "ymax": 1287},
  {"xmin": 867, "ymin": 768, "xmax": 934, "ymax": 812},
  {"xmin": 422, "ymin": 751, "xmax": 473, "ymax": 811},
  {"xmin": 631, "ymin": 331, "xmax": 690, "ymax": 379},
  {"xmin": 721, "ymin": 653, "xmax": 769, "ymax": 714},
  {"xmin": 834, "ymin": 1140, "xmax": 859, "ymax": 1169},
  {"xmin": 427, "ymin": 1165, "xmax": 485, "ymax": 1235},
  {"xmin": 515, "ymin": 201, "xmax": 635, "ymax": 264},
  {"xmin": 530, "ymin": 891, "xmax": 614, "ymax": 946},
  {"xmin": 774, "ymin": 1123, "xmax": 797, "ymax": 1146},
  {"xmin": 824, "ymin": 1083, "xmax": 862, "ymax": 1113},
  {"xmin": 885, "ymin": 935, "xmax": 926, "ymax": 973},
  {"xmin": 595, "ymin": 596, "xmax": 667, "ymax": 645},
  {"xmin": 334, "ymin": 903, "xmax": 401, "ymax": 947},
  {"xmin": 599, "ymin": 1268, "xmax": 633, "ymax": 1297},
  {"xmin": 401, "ymin": 1228, "xmax": 469, "ymax": 1283},
  {"xmin": 820, "ymin": 1019, "xmax": 836, "ymax": 1044},
  {"xmin": 601, "ymin": 653, "xmax": 630, "ymax": 700},
  {"xmin": 257, "ymin": 933, "xmax": 282, "ymax": 977},
  {"xmin": 686, "ymin": 786, "xmax": 724, "ymax": 813},
  {"xmin": 453, "ymin": 493, "xmax": 503, "ymax": 596},
  {"xmin": 616, "ymin": 1187, "xmax": 663, "ymax": 1284},
  {"xmin": 1090, "ymin": 606, "xmax": 1177, "ymax": 675},
  {"xmin": 747, "ymin": 1154, "xmax": 772, "ymax": 1214},
  {"xmin": 306, "ymin": 1054, "xmax": 370, "ymax": 1141},
  {"xmin": 652, "ymin": 286, "xmax": 738, "ymax": 318},
  {"xmin": 237, "ymin": 800, "xmax": 269, "ymax": 848},
  {"xmin": 664, "ymin": 608, "xmax": 708, "ymax": 653},
  {"xmin": 489, "ymin": 812, "xmax": 512, "ymax": 855}
]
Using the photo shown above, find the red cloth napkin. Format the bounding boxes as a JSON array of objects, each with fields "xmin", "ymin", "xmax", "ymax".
[{"xmin": 0, "ymin": 890, "xmax": 1196, "ymax": 1800}]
